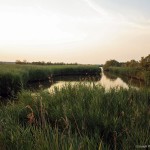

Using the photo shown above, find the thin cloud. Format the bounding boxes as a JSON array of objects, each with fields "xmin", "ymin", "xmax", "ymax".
[
  {"xmin": 83, "ymin": 0, "xmax": 150, "ymax": 29},
  {"xmin": 82, "ymin": 0, "xmax": 110, "ymax": 18}
]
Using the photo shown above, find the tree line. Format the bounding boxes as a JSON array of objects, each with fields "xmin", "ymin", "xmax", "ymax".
[
  {"xmin": 15, "ymin": 60, "xmax": 78, "ymax": 65},
  {"xmin": 104, "ymin": 54, "xmax": 150, "ymax": 71}
]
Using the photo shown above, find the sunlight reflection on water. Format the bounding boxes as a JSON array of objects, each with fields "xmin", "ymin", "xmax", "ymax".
[
  {"xmin": 48, "ymin": 68, "xmax": 132, "ymax": 93},
  {"xmin": 98, "ymin": 68, "xmax": 129, "ymax": 90}
]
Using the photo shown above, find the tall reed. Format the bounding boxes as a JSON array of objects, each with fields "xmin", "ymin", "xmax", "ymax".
[
  {"xmin": 0, "ymin": 83, "xmax": 149, "ymax": 149},
  {"xmin": 0, "ymin": 64, "xmax": 100, "ymax": 98}
]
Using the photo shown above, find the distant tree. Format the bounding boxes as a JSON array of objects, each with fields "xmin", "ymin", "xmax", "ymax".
[
  {"xmin": 103, "ymin": 59, "xmax": 120, "ymax": 70},
  {"xmin": 16, "ymin": 60, "xmax": 22, "ymax": 64},
  {"xmin": 15, "ymin": 60, "xmax": 78, "ymax": 66},
  {"xmin": 23, "ymin": 60, "xmax": 27, "ymax": 64},
  {"xmin": 47, "ymin": 61, "xmax": 52, "ymax": 65},
  {"xmin": 140, "ymin": 54, "xmax": 150, "ymax": 71},
  {"xmin": 125, "ymin": 60, "xmax": 139, "ymax": 67}
]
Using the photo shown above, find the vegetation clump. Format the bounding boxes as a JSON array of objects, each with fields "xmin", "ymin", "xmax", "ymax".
[
  {"xmin": 0, "ymin": 64, "xmax": 100, "ymax": 98},
  {"xmin": 0, "ymin": 83, "xmax": 149, "ymax": 149},
  {"xmin": 103, "ymin": 54, "xmax": 150, "ymax": 85}
]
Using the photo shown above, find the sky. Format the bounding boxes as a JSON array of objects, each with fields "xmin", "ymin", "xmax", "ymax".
[{"xmin": 0, "ymin": 0, "xmax": 150, "ymax": 64}]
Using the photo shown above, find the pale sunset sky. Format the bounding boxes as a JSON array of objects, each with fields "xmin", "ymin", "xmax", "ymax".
[{"xmin": 0, "ymin": 0, "xmax": 150, "ymax": 64}]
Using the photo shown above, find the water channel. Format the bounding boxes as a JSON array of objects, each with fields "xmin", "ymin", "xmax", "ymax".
[{"xmin": 28, "ymin": 68, "xmax": 145, "ymax": 92}]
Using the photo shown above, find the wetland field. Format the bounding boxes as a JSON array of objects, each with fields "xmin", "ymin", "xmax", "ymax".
[{"xmin": 0, "ymin": 64, "xmax": 149, "ymax": 150}]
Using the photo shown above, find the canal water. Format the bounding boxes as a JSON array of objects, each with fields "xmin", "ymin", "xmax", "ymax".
[{"xmin": 28, "ymin": 67, "xmax": 144, "ymax": 92}]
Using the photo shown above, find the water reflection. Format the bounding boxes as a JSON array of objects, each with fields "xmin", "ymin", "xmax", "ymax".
[
  {"xmin": 118, "ymin": 75, "xmax": 145, "ymax": 88},
  {"xmin": 28, "ymin": 75, "xmax": 101, "ymax": 91},
  {"xmin": 49, "ymin": 81, "xmax": 81, "ymax": 93},
  {"xmin": 103, "ymin": 69, "xmax": 145, "ymax": 88},
  {"xmin": 28, "ymin": 68, "xmax": 144, "ymax": 92},
  {"xmin": 98, "ymin": 70, "xmax": 129, "ymax": 90},
  {"xmin": 48, "ymin": 75, "xmax": 100, "ymax": 92},
  {"xmin": 48, "ymin": 70, "xmax": 129, "ymax": 92},
  {"xmin": 104, "ymin": 71, "xmax": 118, "ymax": 81}
]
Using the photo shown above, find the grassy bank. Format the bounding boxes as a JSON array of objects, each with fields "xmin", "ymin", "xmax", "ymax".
[
  {"xmin": 0, "ymin": 64, "xmax": 100, "ymax": 97},
  {"xmin": 104, "ymin": 67, "xmax": 150, "ymax": 86},
  {"xmin": 0, "ymin": 83, "xmax": 149, "ymax": 149}
]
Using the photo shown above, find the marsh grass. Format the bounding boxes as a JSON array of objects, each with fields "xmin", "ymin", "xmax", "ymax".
[
  {"xmin": 105, "ymin": 67, "xmax": 150, "ymax": 86},
  {"xmin": 0, "ymin": 83, "xmax": 149, "ymax": 149},
  {"xmin": 0, "ymin": 64, "xmax": 100, "ymax": 98}
]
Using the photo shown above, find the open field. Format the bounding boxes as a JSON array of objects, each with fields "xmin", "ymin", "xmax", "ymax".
[
  {"xmin": 0, "ymin": 64, "xmax": 100, "ymax": 97},
  {"xmin": 0, "ymin": 83, "xmax": 149, "ymax": 149}
]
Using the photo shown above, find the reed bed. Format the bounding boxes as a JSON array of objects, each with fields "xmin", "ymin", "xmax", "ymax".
[
  {"xmin": 0, "ymin": 64, "xmax": 100, "ymax": 97},
  {"xmin": 0, "ymin": 83, "xmax": 149, "ymax": 149},
  {"xmin": 105, "ymin": 67, "xmax": 150, "ymax": 86}
]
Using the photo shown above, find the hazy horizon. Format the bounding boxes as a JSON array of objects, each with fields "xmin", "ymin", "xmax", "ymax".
[{"xmin": 0, "ymin": 0, "xmax": 150, "ymax": 64}]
